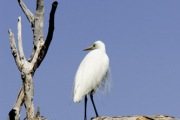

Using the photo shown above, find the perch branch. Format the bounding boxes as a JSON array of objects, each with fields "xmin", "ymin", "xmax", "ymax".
[
  {"xmin": 8, "ymin": 29, "xmax": 22, "ymax": 71},
  {"xmin": 17, "ymin": 17, "xmax": 26, "ymax": 61},
  {"xmin": 92, "ymin": 115, "xmax": 177, "ymax": 120},
  {"xmin": 18, "ymin": 0, "xmax": 34, "ymax": 26}
]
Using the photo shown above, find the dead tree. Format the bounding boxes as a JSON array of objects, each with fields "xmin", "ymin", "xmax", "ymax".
[{"xmin": 8, "ymin": 0, "xmax": 58, "ymax": 119}]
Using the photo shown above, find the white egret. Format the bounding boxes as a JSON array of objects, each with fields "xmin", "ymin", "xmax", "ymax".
[{"xmin": 73, "ymin": 40, "xmax": 110, "ymax": 120}]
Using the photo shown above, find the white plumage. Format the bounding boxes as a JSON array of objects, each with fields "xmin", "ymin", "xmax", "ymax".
[{"xmin": 73, "ymin": 40, "xmax": 109, "ymax": 120}]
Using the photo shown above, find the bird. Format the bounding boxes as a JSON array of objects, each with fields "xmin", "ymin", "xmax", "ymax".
[{"xmin": 73, "ymin": 40, "xmax": 110, "ymax": 120}]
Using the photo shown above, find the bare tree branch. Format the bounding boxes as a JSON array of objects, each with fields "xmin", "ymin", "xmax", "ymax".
[
  {"xmin": 8, "ymin": 86, "xmax": 24, "ymax": 120},
  {"xmin": 9, "ymin": 86, "xmax": 24, "ymax": 120},
  {"xmin": 13, "ymin": 86, "xmax": 24, "ymax": 111},
  {"xmin": 8, "ymin": 1, "xmax": 58, "ymax": 119},
  {"xmin": 92, "ymin": 115, "xmax": 177, "ymax": 120},
  {"xmin": 36, "ymin": 0, "xmax": 44, "ymax": 13},
  {"xmin": 17, "ymin": 17, "xmax": 26, "ymax": 61},
  {"xmin": 28, "ymin": 0, "xmax": 44, "ymax": 62},
  {"xmin": 45, "ymin": 1, "xmax": 58, "ymax": 48},
  {"xmin": 18, "ymin": 0, "xmax": 34, "ymax": 26},
  {"xmin": 31, "ymin": 40, "xmax": 44, "ymax": 70},
  {"xmin": 8, "ymin": 29, "xmax": 22, "ymax": 71},
  {"xmin": 34, "ymin": 1, "xmax": 58, "ymax": 69}
]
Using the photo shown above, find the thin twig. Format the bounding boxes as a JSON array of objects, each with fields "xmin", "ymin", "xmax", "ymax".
[
  {"xmin": 17, "ymin": 16, "xmax": 26, "ymax": 61},
  {"xmin": 18, "ymin": 0, "xmax": 34, "ymax": 26},
  {"xmin": 8, "ymin": 29, "xmax": 22, "ymax": 71}
]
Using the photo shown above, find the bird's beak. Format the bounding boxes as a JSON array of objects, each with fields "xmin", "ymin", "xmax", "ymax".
[{"xmin": 83, "ymin": 45, "xmax": 94, "ymax": 51}]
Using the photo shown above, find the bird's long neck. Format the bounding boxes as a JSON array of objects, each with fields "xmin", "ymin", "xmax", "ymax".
[
  {"xmin": 101, "ymin": 47, "xmax": 106, "ymax": 53},
  {"xmin": 99, "ymin": 45, "xmax": 106, "ymax": 53}
]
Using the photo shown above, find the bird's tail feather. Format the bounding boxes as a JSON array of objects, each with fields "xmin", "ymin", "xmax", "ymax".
[{"xmin": 98, "ymin": 68, "xmax": 111, "ymax": 94}]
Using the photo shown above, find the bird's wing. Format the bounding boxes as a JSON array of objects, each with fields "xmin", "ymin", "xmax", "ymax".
[{"xmin": 73, "ymin": 50, "xmax": 109, "ymax": 102}]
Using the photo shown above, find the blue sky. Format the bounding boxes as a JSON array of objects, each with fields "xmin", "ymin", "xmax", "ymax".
[{"xmin": 1, "ymin": 0, "xmax": 180, "ymax": 120}]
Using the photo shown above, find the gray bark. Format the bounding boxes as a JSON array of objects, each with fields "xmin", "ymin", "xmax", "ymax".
[
  {"xmin": 92, "ymin": 115, "xmax": 179, "ymax": 120},
  {"xmin": 8, "ymin": 0, "xmax": 58, "ymax": 120}
]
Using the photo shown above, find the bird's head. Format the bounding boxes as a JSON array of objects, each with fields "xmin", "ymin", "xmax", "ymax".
[{"xmin": 83, "ymin": 41, "xmax": 106, "ymax": 51}]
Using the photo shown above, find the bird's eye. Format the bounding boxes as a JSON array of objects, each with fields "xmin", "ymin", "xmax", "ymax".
[{"xmin": 93, "ymin": 44, "xmax": 96, "ymax": 47}]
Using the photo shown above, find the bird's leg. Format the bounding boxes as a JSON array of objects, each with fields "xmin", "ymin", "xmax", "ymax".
[
  {"xmin": 84, "ymin": 95, "xmax": 88, "ymax": 120},
  {"xmin": 90, "ymin": 93, "xmax": 99, "ymax": 117}
]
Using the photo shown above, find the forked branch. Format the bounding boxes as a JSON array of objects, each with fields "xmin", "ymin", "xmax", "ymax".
[
  {"xmin": 34, "ymin": 1, "xmax": 58, "ymax": 69},
  {"xmin": 8, "ymin": 0, "xmax": 58, "ymax": 120}
]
